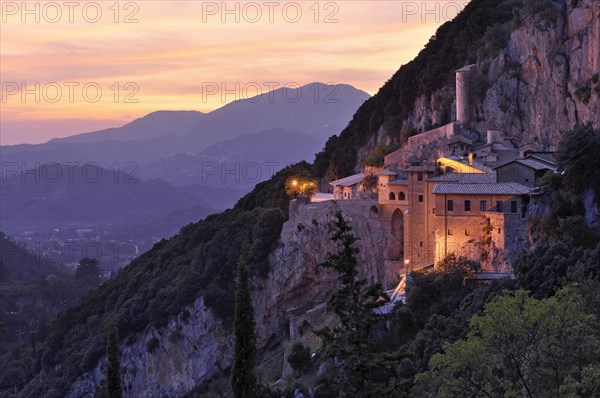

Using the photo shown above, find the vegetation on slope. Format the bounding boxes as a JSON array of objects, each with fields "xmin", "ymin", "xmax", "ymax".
[{"xmin": 0, "ymin": 162, "xmax": 314, "ymax": 396}]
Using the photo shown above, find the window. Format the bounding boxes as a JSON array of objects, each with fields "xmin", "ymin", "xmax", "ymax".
[
  {"xmin": 465, "ymin": 229, "xmax": 470, "ymax": 236},
  {"xmin": 399, "ymin": 192, "xmax": 406, "ymax": 200},
  {"xmin": 464, "ymin": 200, "xmax": 471, "ymax": 212},
  {"xmin": 418, "ymin": 195, "xmax": 424, "ymax": 202},
  {"xmin": 447, "ymin": 200, "xmax": 454, "ymax": 211},
  {"xmin": 496, "ymin": 201, "xmax": 503, "ymax": 212},
  {"xmin": 417, "ymin": 173, "xmax": 423, "ymax": 181},
  {"xmin": 420, "ymin": 241, "xmax": 423, "ymax": 247},
  {"xmin": 480, "ymin": 200, "xmax": 487, "ymax": 212},
  {"xmin": 389, "ymin": 192, "xmax": 396, "ymax": 200},
  {"xmin": 432, "ymin": 208, "xmax": 436, "ymax": 215},
  {"xmin": 448, "ymin": 229, "xmax": 453, "ymax": 235},
  {"xmin": 511, "ymin": 200, "xmax": 518, "ymax": 213}
]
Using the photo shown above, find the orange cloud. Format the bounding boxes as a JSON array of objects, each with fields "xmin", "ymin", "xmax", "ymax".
[{"xmin": 0, "ymin": 1, "xmax": 470, "ymax": 144}]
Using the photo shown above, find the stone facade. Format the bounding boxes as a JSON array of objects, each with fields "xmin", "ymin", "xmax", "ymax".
[{"xmin": 433, "ymin": 193, "xmax": 527, "ymax": 271}]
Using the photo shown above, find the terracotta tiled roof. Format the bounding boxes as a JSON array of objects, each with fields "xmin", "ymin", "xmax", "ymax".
[
  {"xmin": 329, "ymin": 173, "xmax": 365, "ymax": 187},
  {"xmin": 494, "ymin": 158, "xmax": 557, "ymax": 171},
  {"xmin": 429, "ymin": 173, "xmax": 497, "ymax": 183},
  {"xmin": 433, "ymin": 182, "xmax": 530, "ymax": 195}
]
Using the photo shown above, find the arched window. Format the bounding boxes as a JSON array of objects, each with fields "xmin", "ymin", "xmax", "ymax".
[
  {"xmin": 399, "ymin": 192, "xmax": 406, "ymax": 201},
  {"xmin": 389, "ymin": 192, "xmax": 396, "ymax": 200}
]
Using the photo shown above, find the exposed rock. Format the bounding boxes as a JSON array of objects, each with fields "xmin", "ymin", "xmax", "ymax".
[
  {"xmin": 66, "ymin": 297, "xmax": 233, "ymax": 398},
  {"xmin": 255, "ymin": 199, "xmax": 396, "ymax": 346},
  {"xmin": 406, "ymin": 0, "xmax": 600, "ymax": 148}
]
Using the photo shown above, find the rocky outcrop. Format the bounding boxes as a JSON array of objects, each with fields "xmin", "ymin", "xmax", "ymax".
[
  {"xmin": 255, "ymin": 200, "xmax": 396, "ymax": 345},
  {"xmin": 406, "ymin": 0, "xmax": 599, "ymax": 148},
  {"xmin": 66, "ymin": 297, "xmax": 233, "ymax": 398}
]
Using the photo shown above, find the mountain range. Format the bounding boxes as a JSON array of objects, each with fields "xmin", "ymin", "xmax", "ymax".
[
  {"xmin": 0, "ymin": 83, "xmax": 370, "ymax": 241},
  {"xmin": 1, "ymin": 83, "xmax": 370, "ymax": 167}
]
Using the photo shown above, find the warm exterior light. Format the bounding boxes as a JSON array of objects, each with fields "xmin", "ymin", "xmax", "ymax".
[
  {"xmin": 404, "ymin": 259, "xmax": 409, "ymax": 264},
  {"xmin": 292, "ymin": 180, "xmax": 298, "ymax": 186}
]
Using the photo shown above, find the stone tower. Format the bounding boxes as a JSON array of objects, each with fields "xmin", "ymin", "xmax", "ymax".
[{"xmin": 455, "ymin": 64, "xmax": 477, "ymax": 125}]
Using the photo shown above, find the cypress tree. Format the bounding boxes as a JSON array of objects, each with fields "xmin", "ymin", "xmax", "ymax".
[
  {"xmin": 231, "ymin": 242, "xmax": 257, "ymax": 398},
  {"xmin": 317, "ymin": 210, "xmax": 384, "ymax": 397},
  {"xmin": 106, "ymin": 325, "xmax": 123, "ymax": 398}
]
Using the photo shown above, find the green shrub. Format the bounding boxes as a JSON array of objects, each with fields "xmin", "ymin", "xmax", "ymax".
[{"xmin": 287, "ymin": 343, "xmax": 311, "ymax": 376}]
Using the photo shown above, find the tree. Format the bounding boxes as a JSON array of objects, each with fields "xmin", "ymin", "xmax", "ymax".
[
  {"xmin": 436, "ymin": 253, "xmax": 480, "ymax": 277},
  {"xmin": 287, "ymin": 342, "xmax": 311, "ymax": 376},
  {"xmin": 316, "ymin": 211, "xmax": 385, "ymax": 397},
  {"xmin": 556, "ymin": 125, "xmax": 600, "ymax": 204},
  {"xmin": 414, "ymin": 287, "xmax": 600, "ymax": 397},
  {"xmin": 105, "ymin": 325, "xmax": 123, "ymax": 398},
  {"xmin": 230, "ymin": 243, "xmax": 257, "ymax": 398},
  {"xmin": 284, "ymin": 176, "xmax": 318, "ymax": 199}
]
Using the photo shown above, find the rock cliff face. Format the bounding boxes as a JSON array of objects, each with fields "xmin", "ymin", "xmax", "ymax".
[
  {"xmin": 406, "ymin": 0, "xmax": 599, "ymax": 148},
  {"xmin": 65, "ymin": 200, "xmax": 397, "ymax": 397},
  {"xmin": 66, "ymin": 297, "xmax": 233, "ymax": 398},
  {"xmin": 255, "ymin": 200, "xmax": 398, "ymax": 344}
]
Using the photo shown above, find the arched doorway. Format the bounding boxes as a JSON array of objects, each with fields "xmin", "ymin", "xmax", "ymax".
[
  {"xmin": 391, "ymin": 209, "xmax": 404, "ymax": 237},
  {"xmin": 391, "ymin": 208, "xmax": 405, "ymax": 258}
]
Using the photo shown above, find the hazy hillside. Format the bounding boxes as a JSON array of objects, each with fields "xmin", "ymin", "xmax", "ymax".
[
  {"xmin": 0, "ymin": 232, "xmax": 57, "ymax": 281},
  {"xmin": 0, "ymin": 164, "xmax": 215, "ymax": 234},
  {"xmin": 138, "ymin": 128, "xmax": 324, "ymax": 187},
  {"xmin": 51, "ymin": 111, "xmax": 206, "ymax": 143}
]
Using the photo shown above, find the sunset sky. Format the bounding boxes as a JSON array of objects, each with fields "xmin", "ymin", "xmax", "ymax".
[{"xmin": 0, "ymin": 1, "xmax": 469, "ymax": 145}]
